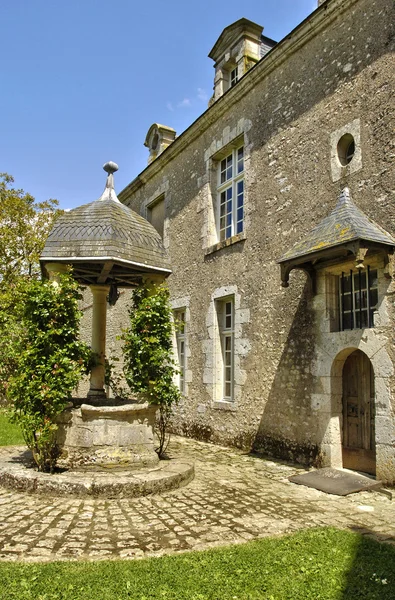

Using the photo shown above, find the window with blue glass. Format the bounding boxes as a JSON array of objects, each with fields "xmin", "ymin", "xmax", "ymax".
[{"xmin": 217, "ymin": 146, "xmax": 244, "ymax": 241}]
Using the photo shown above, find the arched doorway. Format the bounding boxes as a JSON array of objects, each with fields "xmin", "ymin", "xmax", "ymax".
[{"xmin": 342, "ymin": 350, "xmax": 376, "ymax": 475}]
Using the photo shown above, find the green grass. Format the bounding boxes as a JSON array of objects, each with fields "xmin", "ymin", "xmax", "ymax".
[
  {"xmin": 0, "ymin": 528, "xmax": 394, "ymax": 599},
  {"xmin": 0, "ymin": 409, "xmax": 24, "ymax": 445}
]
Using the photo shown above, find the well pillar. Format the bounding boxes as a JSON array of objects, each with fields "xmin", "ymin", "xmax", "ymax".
[{"xmin": 88, "ymin": 284, "xmax": 110, "ymax": 400}]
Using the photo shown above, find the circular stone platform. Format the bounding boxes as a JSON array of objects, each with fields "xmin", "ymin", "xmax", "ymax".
[{"xmin": 0, "ymin": 447, "xmax": 194, "ymax": 499}]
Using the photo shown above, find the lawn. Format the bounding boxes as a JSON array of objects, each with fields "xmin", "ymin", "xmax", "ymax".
[
  {"xmin": 0, "ymin": 528, "xmax": 394, "ymax": 600},
  {"xmin": 0, "ymin": 408, "xmax": 24, "ymax": 446}
]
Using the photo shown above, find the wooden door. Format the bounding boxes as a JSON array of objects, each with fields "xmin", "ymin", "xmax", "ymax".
[{"xmin": 342, "ymin": 350, "xmax": 376, "ymax": 475}]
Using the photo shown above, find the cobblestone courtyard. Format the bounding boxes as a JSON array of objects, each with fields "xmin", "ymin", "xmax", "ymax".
[{"xmin": 0, "ymin": 436, "xmax": 394, "ymax": 562}]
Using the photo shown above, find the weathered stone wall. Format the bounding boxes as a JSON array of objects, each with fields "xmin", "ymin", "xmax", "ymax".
[{"xmin": 106, "ymin": 0, "xmax": 393, "ymax": 475}]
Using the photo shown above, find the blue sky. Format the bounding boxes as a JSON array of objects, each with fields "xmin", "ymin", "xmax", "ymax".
[{"xmin": 1, "ymin": 0, "xmax": 318, "ymax": 209}]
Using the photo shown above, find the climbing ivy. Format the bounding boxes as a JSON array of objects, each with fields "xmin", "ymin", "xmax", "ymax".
[
  {"xmin": 7, "ymin": 272, "xmax": 92, "ymax": 472},
  {"xmin": 122, "ymin": 283, "xmax": 180, "ymax": 457}
]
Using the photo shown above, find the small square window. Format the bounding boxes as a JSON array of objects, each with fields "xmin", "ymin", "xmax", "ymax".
[{"xmin": 230, "ymin": 67, "xmax": 238, "ymax": 88}]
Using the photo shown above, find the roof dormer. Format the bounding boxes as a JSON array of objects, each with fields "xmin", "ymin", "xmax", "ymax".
[
  {"xmin": 208, "ymin": 18, "xmax": 276, "ymax": 103},
  {"xmin": 144, "ymin": 123, "xmax": 176, "ymax": 165}
]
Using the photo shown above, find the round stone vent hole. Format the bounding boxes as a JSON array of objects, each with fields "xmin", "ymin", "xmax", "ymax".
[{"xmin": 337, "ymin": 133, "xmax": 355, "ymax": 166}]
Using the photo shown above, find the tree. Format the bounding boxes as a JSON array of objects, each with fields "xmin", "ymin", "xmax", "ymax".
[
  {"xmin": 0, "ymin": 173, "xmax": 62, "ymax": 282},
  {"xmin": 122, "ymin": 283, "xmax": 180, "ymax": 457},
  {"xmin": 0, "ymin": 173, "xmax": 62, "ymax": 402}
]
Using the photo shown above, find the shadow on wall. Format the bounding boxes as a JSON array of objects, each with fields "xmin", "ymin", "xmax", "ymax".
[{"xmin": 252, "ymin": 272, "xmax": 322, "ymax": 465}]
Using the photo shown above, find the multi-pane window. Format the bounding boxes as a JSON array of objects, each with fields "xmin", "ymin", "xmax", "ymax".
[
  {"xmin": 174, "ymin": 309, "xmax": 186, "ymax": 393},
  {"xmin": 339, "ymin": 268, "xmax": 378, "ymax": 330},
  {"xmin": 217, "ymin": 299, "xmax": 234, "ymax": 400},
  {"xmin": 217, "ymin": 146, "xmax": 244, "ymax": 241},
  {"xmin": 230, "ymin": 67, "xmax": 238, "ymax": 88}
]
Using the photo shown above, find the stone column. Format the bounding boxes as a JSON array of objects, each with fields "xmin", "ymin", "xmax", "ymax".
[{"xmin": 87, "ymin": 284, "xmax": 110, "ymax": 400}]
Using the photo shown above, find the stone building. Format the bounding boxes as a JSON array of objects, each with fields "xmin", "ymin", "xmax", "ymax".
[{"xmin": 83, "ymin": 0, "xmax": 395, "ymax": 482}]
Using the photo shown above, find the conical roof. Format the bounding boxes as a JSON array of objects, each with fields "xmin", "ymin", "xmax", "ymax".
[
  {"xmin": 40, "ymin": 162, "xmax": 171, "ymax": 285},
  {"xmin": 279, "ymin": 187, "xmax": 395, "ymax": 263}
]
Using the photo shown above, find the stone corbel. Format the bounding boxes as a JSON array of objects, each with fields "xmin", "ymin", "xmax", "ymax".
[{"xmin": 354, "ymin": 245, "xmax": 368, "ymax": 269}]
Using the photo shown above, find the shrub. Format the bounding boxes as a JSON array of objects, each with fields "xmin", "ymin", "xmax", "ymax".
[
  {"xmin": 121, "ymin": 283, "xmax": 180, "ymax": 457},
  {"xmin": 7, "ymin": 272, "xmax": 91, "ymax": 472}
]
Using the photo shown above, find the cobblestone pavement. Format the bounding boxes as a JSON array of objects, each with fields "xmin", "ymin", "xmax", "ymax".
[{"xmin": 0, "ymin": 436, "xmax": 394, "ymax": 562}]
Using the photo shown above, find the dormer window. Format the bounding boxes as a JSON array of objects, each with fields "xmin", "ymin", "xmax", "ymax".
[
  {"xmin": 230, "ymin": 67, "xmax": 238, "ymax": 88},
  {"xmin": 208, "ymin": 19, "xmax": 276, "ymax": 102},
  {"xmin": 144, "ymin": 123, "xmax": 176, "ymax": 165}
]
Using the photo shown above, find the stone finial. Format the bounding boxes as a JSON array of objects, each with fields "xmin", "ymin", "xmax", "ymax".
[
  {"xmin": 98, "ymin": 161, "xmax": 120, "ymax": 203},
  {"xmin": 103, "ymin": 161, "xmax": 119, "ymax": 174}
]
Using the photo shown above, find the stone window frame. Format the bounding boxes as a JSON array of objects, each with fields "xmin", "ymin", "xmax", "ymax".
[
  {"xmin": 141, "ymin": 181, "xmax": 170, "ymax": 250},
  {"xmin": 170, "ymin": 296, "xmax": 191, "ymax": 398},
  {"xmin": 203, "ymin": 285, "xmax": 250, "ymax": 411},
  {"xmin": 200, "ymin": 118, "xmax": 252, "ymax": 255},
  {"xmin": 330, "ymin": 119, "xmax": 362, "ymax": 183}
]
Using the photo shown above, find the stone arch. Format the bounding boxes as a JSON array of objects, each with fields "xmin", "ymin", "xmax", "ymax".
[{"xmin": 328, "ymin": 344, "xmax": 393, "ymax": 479}]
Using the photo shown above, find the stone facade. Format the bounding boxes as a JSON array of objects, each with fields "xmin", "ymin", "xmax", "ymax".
[{"xmin": 83, "ymin": 0, "xmax": 395, "ymax": 482}]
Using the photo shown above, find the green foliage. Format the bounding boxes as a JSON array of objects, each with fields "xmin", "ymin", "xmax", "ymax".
[
  {"xmin": 105, "ymin": 356, "xmax": 133, "ymax": 401},
  {"xmin": 0, "ymin": 528, "xmax": 394, "ymax": 599},
  {"xmin": 0, "ymin": 409, "xmax": 24, "ymax": 446},
  {"xmin": 7, "ymin": 273, "xmax": 92, "ymax": 472},
  {"xmin": 0, "ymin": 278, "xmax": 28, "ymax": 404},
  {"xmin": 0, "ymin": 173, "xmax": 62, "ymax": 403},
  {"xmin": 122, "ymin": 283, "xmax": 180, "ymax": 456},
  {"xmin": 0, "ymin": 173, "xmax": 62, "ymax": 283}
]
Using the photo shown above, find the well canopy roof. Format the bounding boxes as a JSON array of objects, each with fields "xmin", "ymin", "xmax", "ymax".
[{"xmin": 40, "ymin": 162, "xmax": 171, "ymax": 286}]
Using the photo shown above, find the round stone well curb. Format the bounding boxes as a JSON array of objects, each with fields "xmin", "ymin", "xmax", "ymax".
[{"xmin": 0, "ymin": 447, "xmax": 194, "ymax": 499}]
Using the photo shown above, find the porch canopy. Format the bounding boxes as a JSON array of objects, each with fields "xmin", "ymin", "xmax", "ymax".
[
  {"xmin": 40, "ymin": 162, "xmax": 171, "ymax": 400},
  {"xmin": 278, "ymin": 187, "xmax": 395, "ymax": 290}
]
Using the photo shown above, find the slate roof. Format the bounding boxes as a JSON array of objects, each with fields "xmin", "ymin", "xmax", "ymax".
[
  {"xmin": 278, "ymin": 187, "xmax": 395, "ymax": 264},
  {"xmin": 41, "ymin": 163, "xmax": 171, "ymax": 274}
]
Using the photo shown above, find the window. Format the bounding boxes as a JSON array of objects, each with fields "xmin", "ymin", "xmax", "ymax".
[
  {"xmin": 174, "ymin": 309, "xmax": 186, "ymax": 393},
  {"xmin": 216, "ymin": 298, "xmax": 234, "ymax": 400},
  {"xmin": 147, "ymin": 196, "xmax": 165, "ymax": 237},
  {"xmin": 230, "ymin": 67, "xmax": 238, "ymax": 88},
  {"xmin": 217, "ymin": 146, "xmax": 244, "ymax": 241},
  {"xmin": 339, "ymin": 268, "xmax": 378, "ymax": 330}
]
